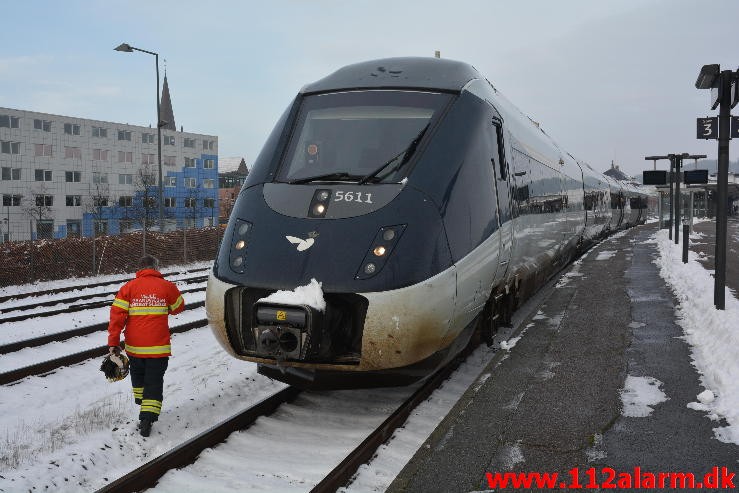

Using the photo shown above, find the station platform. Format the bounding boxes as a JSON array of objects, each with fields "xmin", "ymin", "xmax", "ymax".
[{"xmin": 387, "ymin": 224, "xmax": 738, "ymax": 492}]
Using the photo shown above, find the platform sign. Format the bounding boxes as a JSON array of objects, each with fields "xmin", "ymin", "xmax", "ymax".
[
  {"xmin": 697, "ymin": 117, "xmax": 718, "ymax": 139},
  {"xmin": 732, "ymin": 116, "xmax": 739, "ymax": 139},
  {"xmin": 684, "ymin": 169, "xmax": 709, "ymax": 184},
  {"xmin": 643, "ymin": 170, "xmax": 668, "ymax": 185}
]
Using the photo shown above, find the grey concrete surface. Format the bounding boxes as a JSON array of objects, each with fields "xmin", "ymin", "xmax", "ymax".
[{"xmin": 386, "ymin": 225, "xmax": 738, "ymax": 493}]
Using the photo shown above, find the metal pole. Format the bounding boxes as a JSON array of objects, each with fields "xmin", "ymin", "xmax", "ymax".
[
  {"xmin": 155, "ymin": 53, "xmax": 164, "ymax": 232},
  {"xmin": 714, "ymin": 70, "xmax": 731, "ymax": 310},
  {"xmin": 675, "ymin": 155, "xmax": 681, "ymax": 245},
  {"xmin": 682, "ymin": 219, "xmax": 689, "ymax": 264},
  {"xmin": 668, "ymin": 156, "xmax": 674, "ymax": 240}
]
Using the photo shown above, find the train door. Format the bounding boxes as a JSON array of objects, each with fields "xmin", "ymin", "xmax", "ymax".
[{"xmin": 491, "ymin": 116, "xmax": 512, "ymax": 284}]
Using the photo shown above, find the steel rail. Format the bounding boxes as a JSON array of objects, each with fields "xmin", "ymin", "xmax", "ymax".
[
  {"xmin": 0, "ymin": 284, "xmax": 207, "ymax": 324},
  {"xmin": 0, "ymin": 301, "xmax": 205, "ymax": 355},
  {"xmin": 0, "ymin": 267, "xmax": 210, "ymax": 304},
  {"xmin": 0, "ymin": 317, "xmax": 209, "ymax": 385},
  {"xmin": 94, "ymin": 386, "xmax": 301, "ymax": 493}
]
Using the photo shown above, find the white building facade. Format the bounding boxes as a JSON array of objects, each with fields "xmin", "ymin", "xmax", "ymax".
[{"xmin": 0, "ymin": 107, "xmax": 218, "ymax": 241}]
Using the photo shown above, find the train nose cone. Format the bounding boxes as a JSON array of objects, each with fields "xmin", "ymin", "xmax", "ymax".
[{"xmin": 259, "ymin": 329, "xmax": 280, "ymax": 354}]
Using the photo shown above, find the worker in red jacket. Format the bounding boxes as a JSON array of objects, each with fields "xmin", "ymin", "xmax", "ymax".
[{"xmin": 108, "ymin": 255, "xmax": 185, "ymax": 437}]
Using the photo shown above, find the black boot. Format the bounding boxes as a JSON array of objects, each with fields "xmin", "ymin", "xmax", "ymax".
[{"xmin": 139, "ymin": 419, "xmax": 153, "ymax": 437}]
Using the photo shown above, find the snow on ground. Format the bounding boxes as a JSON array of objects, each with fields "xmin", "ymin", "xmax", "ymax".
[
  {"xmin": 0, "ymin": 320, "xmax": 286, "ymax": 492},
  {"xmin": 0, "ymin": 261, "xmax": 212, "ymax": 300},
  {"xmin": 0, "ymin": 283, "xmax": 206, "ymax": 346},
  {"xmin": 0, "ymin": 291, "xmax": 206, "ymax": 374},
  {"xmin": 651, "ymin": 229, "xmax": 739, "ymax": 444},
  {"xmin": 620, "ymin": 375, "xmax": 668, "ymax": 417}
]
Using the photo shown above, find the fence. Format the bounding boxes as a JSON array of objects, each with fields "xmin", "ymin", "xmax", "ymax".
[{"xmin": 0, "ymin": 227, "xmax": 224, "ymax": 288}]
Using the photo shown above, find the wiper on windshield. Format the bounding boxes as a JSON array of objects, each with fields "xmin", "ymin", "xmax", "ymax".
[
  {"xmin": 358, "ymin": 124, "xmax": 429, "ymax": 185},
  {"xmin": 288, "ymin": 172, "xmax": 365, "ymax": 185}
]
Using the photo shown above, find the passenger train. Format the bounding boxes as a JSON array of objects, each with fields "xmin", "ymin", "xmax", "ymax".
[{"xmin": 205, "ymin": 57, "xmax": 652, "ymax": 388}]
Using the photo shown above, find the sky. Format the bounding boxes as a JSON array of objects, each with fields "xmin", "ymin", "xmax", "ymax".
[{"xmin": 1, "ymin": 0, "xmax": 737, "ymax": 177}]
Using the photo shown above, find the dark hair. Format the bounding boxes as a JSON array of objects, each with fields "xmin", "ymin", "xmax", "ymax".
[{"xmin": 139, "ymin": 255, "xmax": 160, "ymax": 270}]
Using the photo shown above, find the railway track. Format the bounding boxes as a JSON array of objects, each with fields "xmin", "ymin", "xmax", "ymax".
[
  {"xmin": 0, "ymin": 282, "xmax": 207, "ymax": 324},
  {"xmin": 0, "ymin": 266, "xmax": 210, "ymax": 304},
  {"xmin": 0, "ymin": 312, "xmax": 208, "ymax": 385},
  {"xmin": 93, "ymin": 329, "xmax": 487, "ymax": 492}
]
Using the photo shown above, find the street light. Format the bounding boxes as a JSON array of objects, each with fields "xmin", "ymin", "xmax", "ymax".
[{"xmin": 114, "ymin": 42, "xmax": 165, "ymax": 232}]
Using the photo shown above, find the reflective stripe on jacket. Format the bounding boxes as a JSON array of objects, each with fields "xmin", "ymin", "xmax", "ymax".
[{"xmin": 107, "ymin": 269, "xmax": 185, "ymax": 358}]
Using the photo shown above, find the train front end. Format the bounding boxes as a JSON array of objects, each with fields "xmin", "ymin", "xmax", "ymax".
[{"xmin": 206, "ymin": 59, "xmax": 483, "ymax": 388}]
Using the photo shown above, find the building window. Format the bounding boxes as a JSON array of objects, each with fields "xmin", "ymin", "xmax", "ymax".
[
  {"xmin": 164, "ymin": 197, "xmax": 176, "ymax": 208},
  {"xmin": 0, "ymin": 115, "xmax": 20, "ymax": 128},
  {"xmin": 93, "ymin": 197, "xmax": 109, "ymax": 207},
  {"xmin": 34, "ymin": 169, "xmax": 53, "ymax": 181},
  {"xmin": 164, "ymin": 176, "xmax": 176, "ymax": 187},
  {"xmin": 93, "ymin": 149, "xmax": 109, "ymax": 161},
  {"xmin": 142, "ymin": 153, "xmax": 156, "ymax": 165},
  {"xmin": 64, "ymin": 123, "xmax": 81, "ymax": 135},
  {"xmin": 66, "ymin": 195, "xmax": 82, "ymax": 206},
  {"xmin": 93, "ymin": 172, "xmax": 108, "ymax": 184},
  {"xmin": 184, "ymin": 157, "xmax": 196, "ymax": 168},
  {"xmin": 117, "ymin": 130, "xmax": 132, "ymax": 141},
  {"xmin": 119, "ymin": 173, "xmax": 133, "ymax": 185},
  {"xmin": 203, "ymin": 179, "xmax": 214, "ymax": 189},
  {"xmin": 64, "ymin": 146, "xmax": 81, "ymax": 159},
  {"xmin": 142, "ymin": 133, "xmax": 155, "ymax": 144},
  {"xmin": 117, "ymin": 151, "xmax": 133, "ymax": 163},
  {"xmin": 163, "ymin": 155, "xmax": 176, "ymax": 166},
  {"xmin": 35, "ymin": 195, "xmax": 53, "ymax": 207},
  {"xmin": 204, "ymin": 198, "xmax": 215, "ymax": 208},
  {"xmin": 118, "ymin": 196, "xmax": 133, "ymax": 207},
  {"xmin": 163, "ymin": 135, "xmax": 175, "ymax": 146},
  {"xmin": 94, "ymin": 220, "xmax": 108, "ymax": 236},
  {"xmin": 65, "ymin": 171, "xmax": 81, "ymax": 182},
  {"xmin": 185, "ymin": 177, "xmax": 196, "ymax": 188},
  {"xmin": 204, "ymin": 159, "xmax": 215, "ymax": 169},
  {"xmin": 184, "ymin": 197, "xmax": 196, "ymax": 208},
  {"xmin": 1, "ymin": 141, "xmax": 21, "ymax": 154},
  {"xmin": 184, "ymin": 138, "xmax": 195, "ymax": 148},
  {"xmin": 203, "ymin": 140, "xmax": 215, "ymax": 150},
  {"xmin": 92, "ymin": 126, "xmax": 108, "ymax": 138},
  {"xmin": 34, "ymin": 119, "xmax": 52, "ymax": 132},
  {"xmin": 34, "ymin": 144, "xmax": 53, "ymax": 157},
  {"xmin": 1, "ymin": 167, "xmax": 21, "ymax": 180},
  {"xmin": 2, "ymin": 194, "xmax": 22, "ymax": 206}
]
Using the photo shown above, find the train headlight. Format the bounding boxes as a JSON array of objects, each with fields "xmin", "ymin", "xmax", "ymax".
[
  {"xmin": 308, "ymin": 189, "xmax": 331, "ymax": 218},
  {"xmin": 355, "ymin": 224, "xmax": 406, "ymax": 280},
  {"xmin": 230, "ymin": 219, "xmax": 253, "ymax": 273}
]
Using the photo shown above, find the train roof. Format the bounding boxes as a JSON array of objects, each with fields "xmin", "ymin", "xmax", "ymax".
[{"xmin": 300, "ymin": 57, "xmax": 481, "ymax": 95}]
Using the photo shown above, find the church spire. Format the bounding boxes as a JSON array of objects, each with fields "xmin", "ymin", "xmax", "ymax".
[{"xmin": 160, "ymin": 68, "xmax": 176, "ymax": 131}]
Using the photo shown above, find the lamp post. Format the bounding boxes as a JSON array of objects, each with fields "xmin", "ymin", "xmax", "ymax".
[
  {"xmin": 695, "ymin": 63, "xmax": 738, "ymax": 310},
  {"xmin": 114, "ymin": 42, "xmax": 164, "ymax": 232}
]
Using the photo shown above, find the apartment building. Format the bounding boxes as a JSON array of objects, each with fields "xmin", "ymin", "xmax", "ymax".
[{"xmin": 0, "ymin": 107, "xmax": 218, "ymax": 241}]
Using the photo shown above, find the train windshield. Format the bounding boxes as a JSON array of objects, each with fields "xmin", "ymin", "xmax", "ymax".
[{"xmin": 276, "ymin": 90, "xmax": 452, "ymax": 184}]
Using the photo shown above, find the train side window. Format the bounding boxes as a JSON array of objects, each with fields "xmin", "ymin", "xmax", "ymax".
[{"xmin": 493, "ymin": 122, "xmax": 507, "ymax": 180}]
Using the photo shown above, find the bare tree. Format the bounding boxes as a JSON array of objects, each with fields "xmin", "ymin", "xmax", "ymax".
[
  {"xmin": 130, "ymin": 164, "xmax": 159, "ymax": 231},
  {"xmin": 22, "ymin": 185, "xmax": 54, "ymax": 240},
  {"xmin": 183, "ymin": 184, "xmax": 205, "ymax": 229},
  {"xmin": 84, "ymin": 182, "xmax": 111, "ymax": 237}
]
